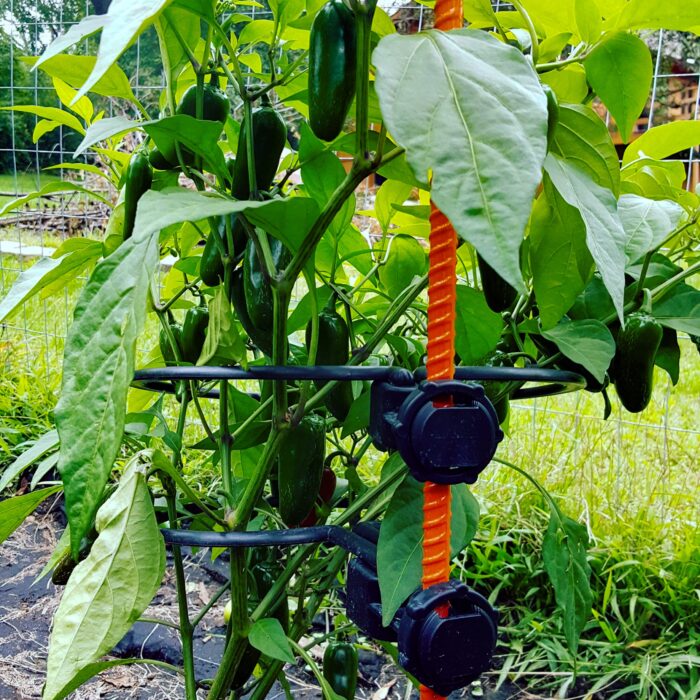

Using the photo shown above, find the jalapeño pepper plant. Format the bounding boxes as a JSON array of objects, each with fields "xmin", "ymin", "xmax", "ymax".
[{"xmin": 0, "ymin": 1, "xmax": 699, "ymax": 699}]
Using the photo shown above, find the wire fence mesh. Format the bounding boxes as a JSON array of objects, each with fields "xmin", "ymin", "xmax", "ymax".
[{"xmin": 0, "ymin": 0, "xmax": 699, "ymax": 471}]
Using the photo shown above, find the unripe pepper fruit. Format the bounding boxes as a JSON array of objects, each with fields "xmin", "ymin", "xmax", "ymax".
[
  {"xmin": 308, "ymin": 0, "xmax": 357, "ymax": 141},
  {"xmin": 613, "ymin": 301, "xmax": 662, "ymax": 413},
  {"xmin": 122, "ymin": 151, "xmax": 152, "ymax": 240},
  {"xmin": 323, "ymin": 641, "xmax": 359, "ymax": 700}
]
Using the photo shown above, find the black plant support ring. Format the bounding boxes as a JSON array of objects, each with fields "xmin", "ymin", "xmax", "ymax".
[{"xmin": 133, "ymin": 363, "xmax": 583, "ymax": 551}]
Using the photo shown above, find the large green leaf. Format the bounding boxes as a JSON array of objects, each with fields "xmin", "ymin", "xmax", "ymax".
[
  {"xmin": 0, "ymin": 486, "xmax": 62, "ymax": 545},
  {"xmin": 653, "ymin": 283, "xmax": 700, "ymax": 335},
  {"xmin": 622, "ymin": 121, "xmax": 700, "ymax": 166},
  {"xmin": 43, "ymin": 455, "xmax": 165, "ymax": 700},
  {"xmin": 75, "ymin": 116, "xmax": 141, "ymax": 157},
  {"xmin": 134, "ymin": 188, "xmax": 319, "ymax": 253},
  {"xmin": 541, "ymin": 319, "xmax": 616, "ymax": 383},
  {"xmin": 156, "ymin": 7, "xmax": 202, "ymax": 85},
  {"xmin": 73, "ymin": 0, "xmax": 177, "ymax": 101},
  {"xmin": 0, "ymin": 105, "xmax": 85, "ymax": 134},
  {"xmin": 584, "ymin": 32, "xmax": 652, "ymax": 143},
  {"xmin": 377, "ymin": 477, "xmax": 479, "ymax": 625},
  {"xmin": 544, "ymin": 154, "xmax": 626, "ymax": 322},
  {"xmin": 0, "ymin": 242, "xmax": 103, "ymax": 323},
  {"xmin": 374, "ymin": 29, "xmax": 548, "ymax": 292},
  {"xmin": 618, "ymin": 194, "xmax": 684, "ymax": 265},
  {"xmin": 198, "ymin": 287, "xmax": 246, "ymax": 366},
  {"xmin": 0, "ymin": 181, "xmax": 108, "ymax": 217},
  {"xmin": 55, "ymin": 219, "xmax": 161, "ymax": 554},
  {"xmin": 26, "ymin": 55, "xmax": 136, "ymax": 102},
  {"xmin": 454, "ymin": 285, "xmax": 503, "ymax": 364},
  {"xmin": 143, "ymin": 115, "xmax": 229, "ymax": 182},
  {"xmin": 0, "ymin": 430, "xmax": 59, "ymax": 493},
  {"xmin": 542, "ymin": 512, "xmax": 592, "ymax": 654},
  {"xmin": 530, "ymin": 187, "xmax": 593, "ymax": 330},
  {"xmin": 378, "ymin": 235, "xmax": 427, "ymax": 298},
  {"xmin": 248, "ymin": 618, "xmax": 295, "ymax": 664},
  {"xmin": 299, "ymin": 122, "xmax": 354, "ymax": 239},
  {"xmin": 611, "ymin": 0, "xmax": 700, "ymax": 33},
  {"xmin": 35, "ymin": 15, "xmax": 107, "ymax": 67},
  {"xmin": 550, "ymin": 103, "xmax": 620, "ymax": 195}
]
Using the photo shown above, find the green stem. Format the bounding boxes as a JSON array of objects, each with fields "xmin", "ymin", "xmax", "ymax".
[
  {"xmin": 355, "ymin": 7, "xmax": 374, "ymax": 163},
  {"xmin": 219, "ymin": 380, "xmax": 234, "ymax": 509},
  {"xmin": 510, "ymin": 0, "xmax": 539, "ymax": 64},
  {"xmin": 272, "ymin": 286, "xmax": 291, "ymax": 425},
  {"xmin": 166, "ymin": 398, "xmax": 197, "ymax": 700}
]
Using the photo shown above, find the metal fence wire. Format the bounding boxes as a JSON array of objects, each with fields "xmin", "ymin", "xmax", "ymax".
[{"xmin": 0, "ymin": 1, "xmax": 699, "ymax": 490}]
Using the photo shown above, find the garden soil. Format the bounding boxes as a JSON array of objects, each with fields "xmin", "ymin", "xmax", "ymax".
[{"xmin": 0, "ymin": 498, "xmax": 534, "ymax": 700}]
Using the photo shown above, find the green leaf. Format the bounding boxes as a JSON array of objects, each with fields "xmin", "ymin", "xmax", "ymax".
[
  {"xmin": 530, "ymin": 186, "xmax": 593, "ymax": 330},
  {"xmin": 542, "ymin": 319, "xmax": 615, "ymax": 383},
  {"xmin": 454, "ymin": 285, "xmax": 503, "ymax": 365},
  {"xmin": 287, "ymin": 286, "xmax": 333, "ymax": 333},
  {"xmin": 73, "ymin": 0, "xmax": 177, "ymax": 101},
  {"xmin": 374, "ymin": 29, "xmax": 548, "ymax": 292},
  {"xmin": 374, "ymin": 180, "xmax": 414, "ymax": 233},
  {"xmin": 143, "ymin": 115, "xmax": 229, "ymax": 181},
  {"xmin": 0, "ymin": 105, "xmax": 85, "ymax": 134},
  {"xmin": 55, "ymin": 223, "xmax": 161, "ymax": 554},
  {"xmin": 248, "ymin": 618, "xmax": 295, "ymax": 664},
  {"xmin": 75, "ymin": 116, "xmax": 141, "ymax": 157},
  {"xmin": 542, "ymin": 512, "xmax": 592, "ymax": 655},
  {"xmin": 655, "ymin": 327, "xmax": 680, "ymax": 385},
  {"xmin": 574, "ymin": 0, "xmax": 602, "ymax": 43},
  {"xmin": 299, "ymin": 122, "xmax": 354, "ymax": 239},
  {"xmin": 612, "ymin": 1, "xmax": 700, "ymax": 33},
  {"xmin": 544, "ymin": 154, "xmax": 626, "ymax": 322},
  {"xmin": 541, "ymin": 63, "xmax": 589, "ymax": 103},
  {"xmin": 378, "ymin": 235, "xmax": 427, "ymax": 298},
  {"xmin": 622, "ymin": 121, "xmax": 700, "ymax": 166},
  {"xmin": 0, "ymin": 486, "xmax": 62, "ymax": 545},
  {"xmin": 35, "ymin": 525, "xmax": 71, "ymax": 584},
  {"xmin": 35, "ymin": 15, "xmax": 107, "ymax": 67},
  {"xmin": 0, "ymin": 243, "xmax": 103, "ymax": 323},
  {"xmin": 618, "ymin": 194, "xmax": 684, "ymax": 265},
  {"xmin": 43, "ymin": 455, "xmax": 165, "ymax": 700},
  {"xmin": 134, "ymin": 188, "xmax": 319, "ymax": 254},
  {"xmin": 341, "ymin": 391, "xmax": 371, "ymax": 438},
  {"xmin": 0, "ymin": 430, "xmax": 59, "ymax": 492},
  {"xmin": 653, "ymin": 283, "xmax": 700, "ymax": 335},
  {"xmin": 0, "ymin": 181, "xmax": 109, "ymax": 217},
  {"xmin": 377, "ymin": 477, "xmax": 479, "ymax": 625},
  {"xmin": 463, "ymin": 0, "xmax": 498, "ymax": 24},
  {"xmin": 584, "ymin": 32, "xmax": 652, "ymax": 143},
  {"xmin": 550, "ymin": 103, "xmax": 620, "ymax": 195},
  {"xmin": 27, "ymin": 54, "xmax": 136, "ymax": 103},
  {"xmin": 156, "ymin": 7, "xmax": 202, "ymax": 85},
  {"xmin": 198, "ymin": 287, "xmax": 246, "ymax": 366}
]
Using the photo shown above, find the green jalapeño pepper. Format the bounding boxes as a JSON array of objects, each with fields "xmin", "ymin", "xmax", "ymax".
[
  {"xmin": 181, "ymin": 304, "xmax": 209, "ymax": 365},
  {"xmin": 176, "ymin": 76, "xmax": 230, "ymax": 125},
  {"xmin": 478, "ymin": 253, "xmax": 518, "ymax": 313},
  {"xmin": 241, "ymin": 237, "xmax": 292, "ymax": 356},
  {"xmin": 230, "ymin": 96, "xmax": 287, "ymax": 200},
  {"xmin": 613, "ymin": 310, "xmax": 662, "ymax": 413},
  {"xmin": 159, "ymin": 322, "xmax": 183, "ymax": 365},
  {"xmin": 200, "ymin": 215, "xmax": 248, "ymax": 287},
  {"xmin": 278, "ymin": 413, "xmax": 326, "ymax": 526},
  {"xmin": 323, "ymin": 641, "xmax": 358, "ymax": 700},
  {"xmin": 306, "ymin": 306, "xmax": 354, "ymax": 421},
  {"xmin": 308, "ymin": 0, "xmax": 357, "ymax": 141},
  {"xmin": 122, "ymin": 152, "xmax": 152, "ymax": 240}
]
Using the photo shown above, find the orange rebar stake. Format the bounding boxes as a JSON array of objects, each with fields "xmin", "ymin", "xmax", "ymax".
[{"xmin": 421, "ymin": 1, "xmax": 462, "ymax": 699}]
